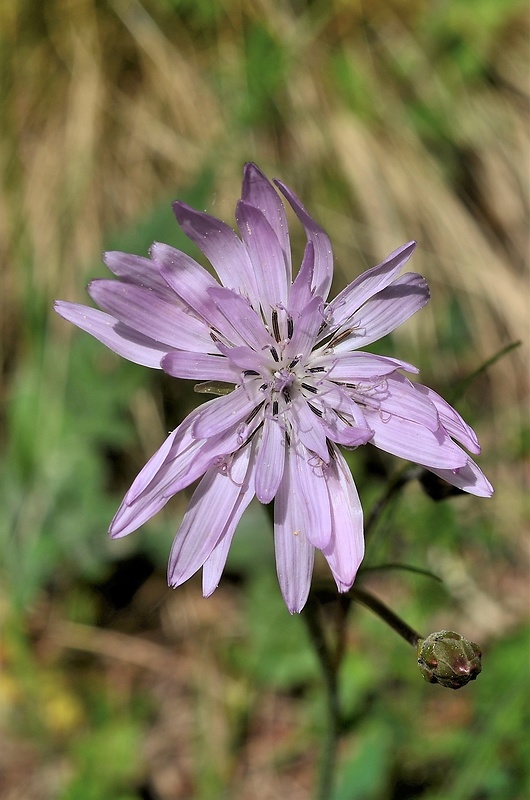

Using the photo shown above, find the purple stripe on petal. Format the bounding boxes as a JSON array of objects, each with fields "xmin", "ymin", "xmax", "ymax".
[
  {"xmin": 172, "ymin": 202, "xmax": 259, "ymax": 303},
  {"xmin": 326, "ymin": 241, "xmax": 417, "ymax": 333},
  {"xmin": 54, "ymin": 301, "xmax": 169, "ymax": 368}
]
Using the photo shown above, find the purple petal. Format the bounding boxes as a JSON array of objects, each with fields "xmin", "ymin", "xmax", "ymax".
[
  {"xmin": 314, "ymin": 352, "xmax": 419, "ymax": 381},
  {"xmin": 320, "ymin": 410, "xmax": 374, "ymax": 448},
  {"xmin": 273, "ymin": 450, "xmax": 315, "ymax": 613},
  {"xmin": 208, "ymin": 287, "xmax": 273, "ymax": 352},
  {"xmin": 255, "ymin": 416, "xmax": 286, "ymax": 503},
  {"xmin": 151, "ymin": 243, "xmax": 234, "ymax": 337},
  {"xmin": 242, "ymin": 163, "xmax": 292, "ymax": 281},
  {"xmin": 162, "ymin": 351, "xmax": 239, "ymax": 382},
  {"xmin": 168, "ymin": 445, "xmax": 254, "ymax": 587},
  {"xmin": 88, "ymin": 280, "xmax": 213, "ymax": 353},
  {"xmin": 236, "ymin": 201, "xmax": 290, "ymax": 315},
  {"xmin": 415, "ymin": 385, "xmax": 481, "ymax": 454},
  {"xmin": 274, "ymin": 179, "xmax": 334, "ymax": 301},
  {"xmin": 289, "ymin": 441, "xmax": 333, "ymax": 549},
  {"xmin": 331, "ymin": 273, "xmax": 430, "ymax": 352},
  {"xmin": 103, "ymin": 251, "xmax": 176, "ymax": 299},
  {"xmin": 289, "ymin": 241, "xmax": 315, "ymax": 317},
  {"xmin": 326, "ymin": 241, "xmax": 417, "ymax": 332},
  {"xmin": 359, "ymin": 373, "xmax": 440, "ymax": 431},
  {"xmin": 321, "ymin": 446, "xmax": 364, "ymax": 591},
  {"xmin": 216, "ymin": 343, "xmax": 271, "ymax": 374},
  {"xmin": 172, "ymin": 202, "xmax": 259, "ymax": 303},
  {"xmin": 54, "ymin": 301, "xmax": 169, "ymax": 368},
  {"xmin": 284, "ymin": 295, "xmax": 325, "ymax": 362},
  {"xmin": 290, "ymin": 397, "xmax": 329, "ymax": 463},
  {"xmin": 426, "ymin": 457, "xmax": 494, "ymax": 497},
  {"xmin": 366, "ymin": 413, "xmax": 468, "ymax": 469},
  {"xmin": 192, "ymin": 387, "xmax": 261, "ymax": 440}
]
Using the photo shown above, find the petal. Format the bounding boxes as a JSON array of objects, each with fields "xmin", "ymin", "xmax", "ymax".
[
  {"xmin": 289, "ymin": 441, "xmax": 333, "ymax": 549},
  {"xmin": 288, "ymin": 241, "xmax": 315, "ymax": 317},
  {"xmin": 321, "ymin": 446, "xmax": 364, "ymax": 591},
  {"xmin": 54, "ymin": 301, "xmax": 169, "ymax": 368},
  {"xmin": 171, "ymin": 202, "xmax": 259, "ymax": 302},
  {"xmin": 255, "ymin": 416, "xmax": 286, "ymax": 503},
  {"xmin": 415, "ymin": 385, "xmax": 481, "ymax": 454},
  {"xmin": 168, "ymin": 445, "xmax": 254, "ymax": 587},
  {"xmin": 331, "ymin": 273, "xmax": 430, "ymax": 352},
  {"xmin": 326, "ymin": 241, "xmax": 417, "ymax": 332},
  {"xmin": 284, "ymin": 295, "xmax": 325, "ymax": 362},
  {"xmin": 236, "ymin": 201, "xmax": 290, "ymax": 314},
  {"xmin": 242, "ymin": 163, "xmax": 292, "ymax": 281},
  {"xmin": 103, "ymin": 251, "xmax": 176, "ymax": 299},
  {"xmin": 208, "ymin": 287, "xmax": 273, "ymax": 352},
  {"xmin": 313, "ymin": 352, "xmax": 419, "ymax": 380},
  {"xmin": 151, "ymin": 243, "xmax": 234, "ymax": 337},
  {"xmin": 366, "ymin": 413, "xmax": 468, "ymax": 469},
  {"xmin": 192, "ymin": 387, "xmax": 261, "ymax": 439},
  {"xmin": 162, "ymin": 351, "xmax": 239, "ymax": 382},
  {"xmin": 273, "ymin": 453, "xmax": 315, "ymax": 613},
  {"xmin": 360, "ymin": 373, "xmax": 440, "ymax": 431},
  {"xmin": 425, "ymin": 457, "xmax": 494, "ymax": 497},
  {"xmin": 88, "ymin": 279, "xmax": 213, "ymax": 353},
  {"xmin": 320, "ymin": 410, "xmax": 374, "ymax": 448},
  {"xmin": 274, "ymin": 179, "xmax": 334, "ymax": 301},
  {"xmin": 290, "ymin": 396, "xmax": 329, "ymax": 463}
]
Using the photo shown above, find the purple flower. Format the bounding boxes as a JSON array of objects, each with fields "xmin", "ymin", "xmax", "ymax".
[{"xmin": 55, "ymin": 164, "xmax": 492, "ymax": 612}]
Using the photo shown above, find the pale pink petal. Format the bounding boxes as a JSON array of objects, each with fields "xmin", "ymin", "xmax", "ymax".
[
  {"xmin": 255, "ymin": 416, "xmax": 286, "ymax": 503},
  {"xmin": 415, "ymin": 385, "xmax": 481, "ymax": 454},
  {"xmin": 162, "ymin": 351, "xmax": 239, "ymax": 382},
  {"xmin": 321, "ymin": 446, "xmax": 364, "ymax": 591},
  {"xmin": 54, "ymin": 301, "xmax": 169, "ymax": 368},
  {"xmin": 425, "ymin": 457, "xmax": 494, "ymax": 497}
]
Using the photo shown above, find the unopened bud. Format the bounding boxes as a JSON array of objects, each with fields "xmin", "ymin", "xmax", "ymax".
[{"xmin": 417, "ymin": 630, "xmax": 482, "ymax": 690}]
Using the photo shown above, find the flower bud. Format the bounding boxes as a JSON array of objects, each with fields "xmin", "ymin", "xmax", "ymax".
[{"xmin": 417, "ymin": 630, "xmax": 482, "ymax": 690}]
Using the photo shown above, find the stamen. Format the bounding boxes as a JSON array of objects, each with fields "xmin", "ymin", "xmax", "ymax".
[
  {"xmin": 282, "ymin": 388, "xmax": 291, "ymax": 403},
  {"xmin": 287, "ymin": 316, "xmax": 294, "ymax": 340},
  {"xmin": 307, "ymin": 366, "xmax": 325, "ymax": 373},
  {"xmin": 245, "ymin": 401, "xmax": 265, "ymax": 425},
  {"xmin": 318, "ymin": 321, "xmax": 327, "ymax": 336},
  {"xmin": 301, "ymin": 382, "xmax": 318, "ymax": 394},
  {"xmin": 328, "ymin": 328, "xmax": 353, "ymax": 348},
  {"xmin": 209, "ymin": 330, "xmax": 221, "ymax": 343},
  {"xmin": 287, "ymin": 357, "xmax": 299, "ymax": 369},
  {"xmin": 243, "ymin": 369, "xmax": 260, "ymax": 377},
  {"xmin": 259, "ymin": 383, "xmax": 268, "ymax": 391},
  {"xmin": 270, "ymin": 346, "xmax": 280, "ymax": 363},
  {"xmin": 272, "ymin": 400, "xmax": 279, "ymax": 416},
  {"xmin": 271, "ymin": 309, "xmax": 281, "ymax": 343},
  {"xmin": 307, "ymin": 402, "xmax": 323, "ymax": 417}
]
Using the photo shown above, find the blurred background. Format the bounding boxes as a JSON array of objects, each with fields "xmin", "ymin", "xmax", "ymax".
[{"xmin": 1, "ymin": 1, "xmax": 528, "ymax": 798}]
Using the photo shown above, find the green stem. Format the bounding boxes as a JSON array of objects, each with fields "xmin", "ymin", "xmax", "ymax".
[
  {"xmin": 302, "ymin": 594, "xmax": 341, "ymax": 800},
  {"xmin": 348, "ymin": 586, "xmax": 423, "ymax": 647}
]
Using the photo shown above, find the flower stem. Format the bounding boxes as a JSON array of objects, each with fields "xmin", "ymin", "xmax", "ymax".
[
  {"xmin": 348, "ymin": 586, "xmax": 423, "ymax": 647},
  {"xmin": 302, "ymin": 594, "xmax": 341, "ymax": 800}
]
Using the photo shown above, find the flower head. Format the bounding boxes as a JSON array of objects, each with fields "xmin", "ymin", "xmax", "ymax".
[{"xmin": 55, "ymin": 164, "xmax": 492, "ymax": 612}]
